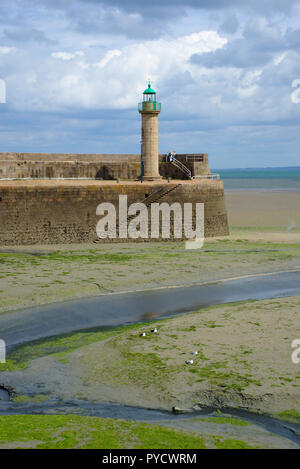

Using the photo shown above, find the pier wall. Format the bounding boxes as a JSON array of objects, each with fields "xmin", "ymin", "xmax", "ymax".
[
  {"xmin": 0, "ymin": 153, "xmax": 210, "ymax": 180},
  {"xmin": 0, "ymin": 180, "xmax": 228, "ymax": 245}
]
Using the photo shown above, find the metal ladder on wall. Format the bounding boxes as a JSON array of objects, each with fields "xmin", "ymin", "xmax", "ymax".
[
  {"xmin": 142, "ymin": 183, "xmax": 182, "ymax": 207},
  {"xmin": 93, "ymin": 184, "xmax": 182, "ymax": 243},
  {"xmin": 170, "ymin": 158, "xmax": 192, "ymax": 179},
  {"xmin": 127, "ymin": 183, "xmax": 181, "ymax": 218}
]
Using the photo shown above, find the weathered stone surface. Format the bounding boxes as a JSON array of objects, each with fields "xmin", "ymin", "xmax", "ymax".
[
  {"xmin": 0, "ymin": 151, "xmax": 228, "ymax": 245},
  {"xmin": 0, "ymin": 153, "xmax": 210, "ymax": 180},
  {"xmin": 0, "ymin": 180, "xmax": 229, "ymax": 245},
  {"xmin": 140, "ymin": 111, "xmax": 161, "ymax": 179}
]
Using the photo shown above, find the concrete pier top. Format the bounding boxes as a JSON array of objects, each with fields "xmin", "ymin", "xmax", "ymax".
[{"xmin": 0, "ymin": 178, "xmax": 222, "ymax": 188}]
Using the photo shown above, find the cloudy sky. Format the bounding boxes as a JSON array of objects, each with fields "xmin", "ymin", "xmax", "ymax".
[{"xmin": 0, "ymin": 0, "xmax": 299, "ymax": 168}]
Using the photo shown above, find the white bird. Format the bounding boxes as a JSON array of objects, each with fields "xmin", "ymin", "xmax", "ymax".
[
  {"xmin": 140, "ymin": 332, "xmax": 146, "ymax": 337},
  {"xmin": 192, "ymin": 351, "xmax": 198, "ymax": 355},
  {"xmin": 185, "ymin": 359, "xmax": 194, "ymax": 365},
  {"xmin": 287, "ymin": 221, "xmax": 297, "ymax": 232},
  {"xmin": 151, "ymin": 328, "xmax": 158, "ymax": 333}
]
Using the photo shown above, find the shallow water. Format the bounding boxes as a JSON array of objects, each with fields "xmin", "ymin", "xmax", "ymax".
[
  {"xmin": 0, "ymin": 398, "xmax": 299, "ymax": 446},
  {"xmin": 1, "ymin": 270, "xmax": 300, "ymax": 350},
  {"xmin": 0, "ymin": 389, "xmax": 10, "ymax": 401}
]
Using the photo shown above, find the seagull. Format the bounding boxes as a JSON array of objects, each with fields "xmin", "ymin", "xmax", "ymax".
[
  {"xmin": 287, "ymin": 220, "xmax": 297, "ymax": 232},
  {"xmin": 185, "ymin": 359, "xmax": 194, "ymax": 365},
  {"xmin": 192, "ymin": 351, "xmax": 198, "ymax": 355},
  {"xmin": 151, "ymin": 327, "xmax": 158, "ymax": 333},
  {"xmin": 140, "ymin": 332, "xmax": 146, "ymax": 337}
]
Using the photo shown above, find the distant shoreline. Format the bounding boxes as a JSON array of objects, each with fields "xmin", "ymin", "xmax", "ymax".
[
  {"xmin": 213, "ymin": 166, "xmax": 300, "ymax": 171},
  {"xmin": 213, "ymin": 167, "xmax": 300, "ymax": 191},
  {"xmin": 225, "ymin": 188, "xmax": 300, "ymax": 192}
]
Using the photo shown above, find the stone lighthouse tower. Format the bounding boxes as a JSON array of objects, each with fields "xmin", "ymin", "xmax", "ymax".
[{"xmin": 138, "ymin": 82, "xmax": 161, "ymax": 180}]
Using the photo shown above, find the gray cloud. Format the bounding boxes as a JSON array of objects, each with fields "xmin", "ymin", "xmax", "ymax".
[
  {"xmin": 14, "ymin": 0, "xmax": 299, "ymax": 40},
  {"xmin": 0, "ymin": 0, "xmax": 299, "ymax": 167},
  {"xmin": 67, "ymin": 5, "xmax": 173, "ymax": 39},
  {"xmin": 3, "ymin": 28, "xmax": 57, "ymax": 45},
  {"xmin": 191, "ymin": 19, "xmax": 299, "ymax": 69},
  {"xmin": 219, "ymin": 14, "xmax": 239, "ymax": 34},
  {"xmin": 191, "ymin": 39, "xmax": 271, "ymax": 69},
  {"xmin": 70, "ymin": 0, "xmax": 300, "ymax": 40},
  {"xmin": 285, "ymin": 28, "xmax": 300, "ymax": 48},
  {"xmin": 82, "ymin": 0, "xmax": 298, "ymax": 14}
]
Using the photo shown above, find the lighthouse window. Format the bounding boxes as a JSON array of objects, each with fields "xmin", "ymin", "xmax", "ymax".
[{"xmin": 144, "ymin": 94, "xmax": 156, "ymax": 102}]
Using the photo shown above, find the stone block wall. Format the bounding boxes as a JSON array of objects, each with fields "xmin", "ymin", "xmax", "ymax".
[
  {"xmin": 0, "ymin": 153, "xmax": 140, "ymax": 180},
  {"xmin": 0, "ymin": 180, "xmax": 228, "ymax": 245},
  {"xmin": 159, "ymin": 154, "xmax": 210, "ymax": 179},
  {"xmin": 0, "ymin": 152, "xmax": 210, "ymax": 180}
]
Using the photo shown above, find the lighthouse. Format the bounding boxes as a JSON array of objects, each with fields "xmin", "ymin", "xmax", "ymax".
[{"xmin": 138, "ymin": 82, "xmax": 161, "ymax": 180}]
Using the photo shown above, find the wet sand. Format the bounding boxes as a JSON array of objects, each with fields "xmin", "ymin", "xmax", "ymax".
[
  {"xmin": 1, "ymin": 296, "xmax": 299, "ymax": 421},
  {"xmin": 0, "ymin": 270, "xmax": 300, "ymax": 348},
  {"xmin": 225, "ymin": 190, "xmax": 300, "ymax": 235}
]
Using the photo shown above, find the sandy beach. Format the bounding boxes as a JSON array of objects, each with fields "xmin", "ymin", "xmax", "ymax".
[{"xmin": 225, "ymin": 190, "xmax": 300, "ymax": 235}]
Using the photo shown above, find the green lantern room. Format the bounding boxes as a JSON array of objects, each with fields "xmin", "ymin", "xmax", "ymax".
[{"xmin": 138, "ymin": 83, "xmax": 161, "ymax": 112}]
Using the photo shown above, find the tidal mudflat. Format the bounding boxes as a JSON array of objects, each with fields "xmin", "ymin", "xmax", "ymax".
[
  {"xmin": 0, "ymin": 190, "xmax": 299, "ymax": 449},
  {"xmin": 1, "ymin": 296, "xmax": 299, "ymax": 413},
  {"xmin": 1, "ymin": 237, "xmax": 300, "ymax": 316},
  {"xmin": 0, "ymin": 297, "xmax": 299, "ymax": 449}
]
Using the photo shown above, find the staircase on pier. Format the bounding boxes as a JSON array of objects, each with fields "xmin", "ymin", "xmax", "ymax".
[{"xmin": 93, "ymin": 184, "xmax": 182, "ymax": 243}]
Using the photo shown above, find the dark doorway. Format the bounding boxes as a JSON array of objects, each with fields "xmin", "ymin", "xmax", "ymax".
[{"xmin": 95, "ymin": 166, "xmax": 114, "ymax": 180}]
